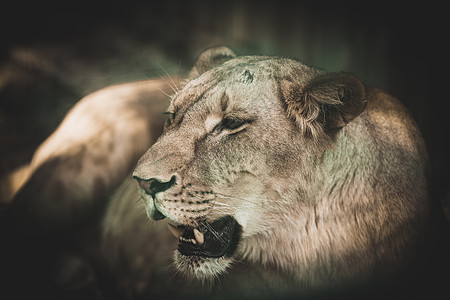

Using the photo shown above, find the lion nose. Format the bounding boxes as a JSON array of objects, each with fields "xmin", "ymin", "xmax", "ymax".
[{"xmin": 133, "ymin": 174, "xmax": 178, "ymax": 196}]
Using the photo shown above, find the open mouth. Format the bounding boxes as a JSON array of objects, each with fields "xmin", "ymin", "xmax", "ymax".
[{"xmin": 168, "ymin": 216, "xmax": 241, "ymax": 258}]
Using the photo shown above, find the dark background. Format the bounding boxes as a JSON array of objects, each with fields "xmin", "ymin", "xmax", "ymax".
[{"xmin": 0, "ymin": 1, "xmax": 448, "ymax": 213}]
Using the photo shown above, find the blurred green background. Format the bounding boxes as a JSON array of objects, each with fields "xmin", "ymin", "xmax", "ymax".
[{"xmin": 0, "ymin": 1, "xmax": 447, "ymax": 212}]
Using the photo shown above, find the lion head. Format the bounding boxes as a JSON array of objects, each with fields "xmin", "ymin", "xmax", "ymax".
[{"xmin": 132, "ymin": 46, "xmax": 428, "ymax": 288}]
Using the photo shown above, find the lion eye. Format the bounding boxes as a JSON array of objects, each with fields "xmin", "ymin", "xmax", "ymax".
[
  {"xmin": 222, "ymin": 117, "xmax": 245, "ymax": 130},
  {"xmin": 213, "ymin": 117, "xmax": 248, "ymax": 135},
  {"xmin": 163, "ymin": 112, "xmax": 175, "ymax": 128}
]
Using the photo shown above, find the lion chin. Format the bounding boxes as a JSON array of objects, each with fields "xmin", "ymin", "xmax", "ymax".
[{"xmin": 173, "ymin": 251, "xmax": 234, "ymax": 283}]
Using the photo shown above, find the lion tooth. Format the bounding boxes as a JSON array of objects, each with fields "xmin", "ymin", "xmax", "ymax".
[
  {"xmin": 193, "ymin": 228, "xmax": 204, "ymax": 245},
  {"xmin": 167, "ymin": 223, "xmax": 183, "ymax": 239},
  {"xmin": 179, "ymin": 237, "xmax": 197, "ymax": 244}
]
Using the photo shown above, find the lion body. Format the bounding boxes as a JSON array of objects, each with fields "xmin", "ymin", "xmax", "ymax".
[
  {"xmin": 6, "ymin": 47, "xmax": 437, "ymax": 299},
  {"xmin": 121, "ymin": 56, "xmax": 430, "ymax": 294}
]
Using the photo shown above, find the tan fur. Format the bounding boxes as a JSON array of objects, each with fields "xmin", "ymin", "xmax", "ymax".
[
  {"xmin": 0, "ymin": 164, "xmax": 30, "ymax": 206},
  {"xmin": 9, "ymin": 78, "xmax": 174, "ymax": 235},
  {"xmin": 129, "ymin": 47, "xmax": 430, "ymax": 294},
  {"xmin": 9, "ymin": 47, "xmax": 433, "ymax": 298}
]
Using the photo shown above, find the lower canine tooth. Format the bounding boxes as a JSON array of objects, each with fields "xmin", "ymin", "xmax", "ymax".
[{"xmin": 193, "ymin": 228, "xmax": 204, "ymax": 245}]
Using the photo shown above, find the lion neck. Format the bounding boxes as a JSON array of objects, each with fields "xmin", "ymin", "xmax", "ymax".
[{"xmin": 237, "ymin": 132, "xmax": 393, "ymax": 287}]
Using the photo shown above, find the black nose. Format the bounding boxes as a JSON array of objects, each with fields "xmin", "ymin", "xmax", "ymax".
[{"xmin": 133, "ymin": 175, "xmax": 177, "ymax": 196}]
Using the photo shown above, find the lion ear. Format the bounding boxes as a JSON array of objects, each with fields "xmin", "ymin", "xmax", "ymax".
[
  {"xmin": 189, "ymin": 46, "xmax": 236, "ymax": 79},
  {"xmin": 280, "ymin": 72, "xmax": 367, "ymax": 137}
]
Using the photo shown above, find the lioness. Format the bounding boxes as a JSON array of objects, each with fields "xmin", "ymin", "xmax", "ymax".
[{"xmin": 5, "ymin": 46, "xmax": 446, "ymax": 299}]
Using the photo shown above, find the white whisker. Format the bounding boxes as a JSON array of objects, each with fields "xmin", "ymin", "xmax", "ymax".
[
  {"xmin": 158, "ymin": 86, "xmax": 172, "ymax": 98},
  {"xmin": 145, "ymin": 217, "xmax": 154, "ymax": 230},
  {"xmin": 203, "ymin": 222, "xmax": 227, "ymax": 246},
  {"xmin": 177, "ymin": 58, "xmax": 182, "ymax": 88},
  {"xmin": 207, "ymin": 207, "xmax": 233, "ymax": 215},
  {"xmin": 214, "ymin": 193, "xmax": 259, "ymax": 205},
  {"xmin": 158, "ymin": 63, "xmax": 179, "ymax": 93},
  {"xmin": 135, "ymin": 195, "xmax": 144, "ymax": 203},
  {"xmin": 210, "ymin": 202, "xmax": 234, "ymax": 212},
  {"xmin": 210, "ymin": 201, "xmax": 232, "ymax": 207}
]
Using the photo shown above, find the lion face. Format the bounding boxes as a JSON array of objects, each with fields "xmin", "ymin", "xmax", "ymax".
[
  {"xmin": 133, "ymin": 63, "xmax": 301, "ymax": 280},
  {"xmin": 132, "ymin": 47, "xmax": 367, "ymax": 281}
]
